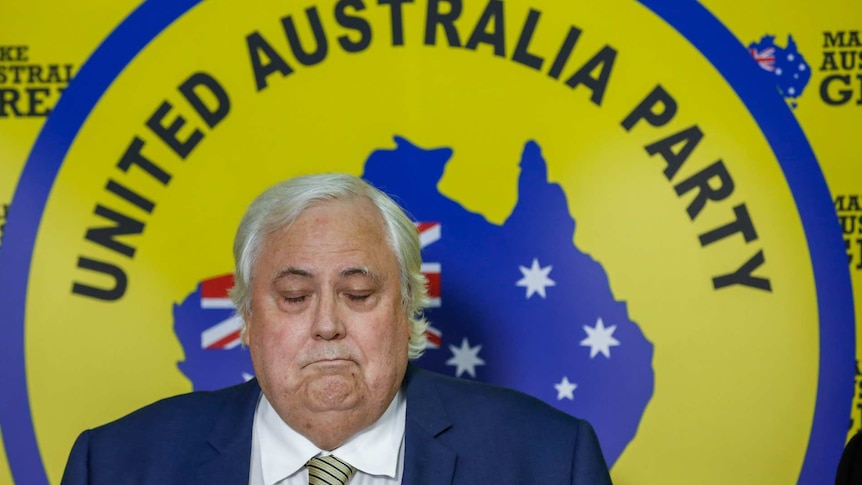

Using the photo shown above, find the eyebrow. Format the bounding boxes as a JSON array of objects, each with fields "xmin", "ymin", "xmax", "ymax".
[
  {"xmin": 271, "ymin": 266, "xmax": 381, "ymax": 282},
  {"xmin": 341, "ymin": 266, "xmax": 381, "ymax": 283},
  {"xmin": 272, "ymin": 267, "xmax": 313, "ymax": 282}
]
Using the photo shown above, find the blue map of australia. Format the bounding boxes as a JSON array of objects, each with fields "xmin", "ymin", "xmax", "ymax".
[
  {"xmin": 748, "ymin": 34, "xmax": 811, "ymax": 106},
  {"xmin": 173, "ymin": 136, "xmax": 654, "ymax": 465}
]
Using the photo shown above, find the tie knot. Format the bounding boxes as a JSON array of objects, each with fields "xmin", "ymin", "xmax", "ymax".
[{"xmin": 306, "ymin": 455, "xmax": 356, "ymax": 485}]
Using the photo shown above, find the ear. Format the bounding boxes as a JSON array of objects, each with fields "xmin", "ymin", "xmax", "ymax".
[{"xmin": 240, "ymin": 313, "xmax": 252, "ymax": 346}]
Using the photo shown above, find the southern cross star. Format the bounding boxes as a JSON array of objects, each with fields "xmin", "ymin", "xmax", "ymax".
[
  {"xmin": 554, "ymin": 376, "xmax": 577, "ymax": 400},
  {"xmin": 446, "ymin": 337, "xmax": 485, "ymax": 378},
  {"xmin": 515, "ymin": 258, "xmax": 556, "ymax": 299},
  {"xmin": 580, "ymin": 317, "xmax": 620, "ymax": 359}
]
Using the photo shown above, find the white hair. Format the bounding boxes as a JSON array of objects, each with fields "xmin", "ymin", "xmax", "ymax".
[{"xmin": 229, "ymin": 173, "xmax": 430, "ymax": 359}]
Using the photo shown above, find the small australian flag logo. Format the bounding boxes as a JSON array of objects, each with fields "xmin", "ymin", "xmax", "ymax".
[{"xmin": 748, "ymin": 34, "xmax": 811, "ymax": 107}]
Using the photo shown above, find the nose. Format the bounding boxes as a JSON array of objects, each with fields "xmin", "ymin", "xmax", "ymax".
[{"xmin": 311, "ymin": 291, "xmax": 345, "ymax": 340}]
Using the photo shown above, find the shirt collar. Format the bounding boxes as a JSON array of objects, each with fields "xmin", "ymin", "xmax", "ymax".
[
  {"xmin": 256, "ymin": 390, "xmax": 405, "ymax": 485},
  {"xmin": 332, "ymin": 389, "xmax": 405, "ymax": 477}
]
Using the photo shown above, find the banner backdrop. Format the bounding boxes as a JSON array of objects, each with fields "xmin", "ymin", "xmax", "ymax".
[{"xmin": 0, "ymin": 1, "xmax": 859, "ymax": 483}]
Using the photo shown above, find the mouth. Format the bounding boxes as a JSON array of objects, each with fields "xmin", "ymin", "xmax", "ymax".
[{"xmin": 304, "ymin": 357, "xmax": 353, "ymax": 368}]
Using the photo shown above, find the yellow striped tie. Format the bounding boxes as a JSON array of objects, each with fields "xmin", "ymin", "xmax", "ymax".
[{"xmin": 306, "ymin": 455, "xmax": 356, "ymax": 485}]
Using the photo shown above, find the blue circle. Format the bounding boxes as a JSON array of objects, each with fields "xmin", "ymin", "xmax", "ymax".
[{"xmin": 0, "ymin": 0, "xmax": 852, "ymax": 483}]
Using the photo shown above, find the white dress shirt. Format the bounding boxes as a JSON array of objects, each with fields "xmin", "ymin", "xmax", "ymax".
[{"xmin": 248, "ymin": 390, "xmax": 405, "ymax": 485}]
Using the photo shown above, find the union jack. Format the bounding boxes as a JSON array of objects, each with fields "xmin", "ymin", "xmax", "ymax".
[
  {"xmin": 417, "ymin": 222, "xmax": 442, "ymax": 347},
  {"xmin": 417, "ymin": 222, "xmax": 441, "ymax": 306},
  {"xmin": 200, "ymin": 274, "xmax": 242, "ymax": 349},
  {"xmin": 749, "ymin": 46, "xmax": 775, "ymax": 72}
]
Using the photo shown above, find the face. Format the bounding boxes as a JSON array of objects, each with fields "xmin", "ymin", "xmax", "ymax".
[{"xmin": 243, "ymin": 197, "xmax": 410, "ymax": 442}]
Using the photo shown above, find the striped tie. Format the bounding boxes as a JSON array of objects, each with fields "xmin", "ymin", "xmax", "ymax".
[{"xmin": 306, "ymin": 455, "xmax": 356, "ymax": 485}]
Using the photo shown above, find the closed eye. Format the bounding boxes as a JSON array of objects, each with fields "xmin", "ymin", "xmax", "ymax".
[{"xmin": 283, "ymin": 295, "xmax": 309, "ymax": 304}]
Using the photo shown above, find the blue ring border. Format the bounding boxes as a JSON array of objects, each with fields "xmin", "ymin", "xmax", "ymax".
[
  {"xmin": 643, "ymin": 0, "xmax": 854, "ymax": 480},
  {"xmin": 0, "ymin": 1, "xmax": 201, "ymax": 483},
  {"xmin": 0, "ymin": 0, "xmax": 853, "ymax": 483}
]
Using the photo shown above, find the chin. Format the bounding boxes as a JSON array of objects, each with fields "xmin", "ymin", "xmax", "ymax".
[{"xmin": 306, "ymin": 374, "xmax": 362, "ymax": 408}]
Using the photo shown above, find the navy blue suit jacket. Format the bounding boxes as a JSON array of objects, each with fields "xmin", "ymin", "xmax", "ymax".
[{"xmin": 61, "ymin": 366, "xmax": 612, "ymax": 484}]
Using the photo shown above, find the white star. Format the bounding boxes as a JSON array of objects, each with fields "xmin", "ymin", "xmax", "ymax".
[
  {"xmin": 516, "ymin": 258, "xmax": 556, "ymax": 299},
  {"xmin": 554, "ymin": 376, "xmax": 577, "ymax": 400},
  {"xmin": 446, "ymin": 337, "xmax": 485, "ymax": 378},
  {"xmin": 580, "ymin": 317, "xmax": 620, "ymax": 359}
]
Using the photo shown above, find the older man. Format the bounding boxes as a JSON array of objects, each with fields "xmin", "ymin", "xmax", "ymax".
[{"xmin": 61, "ymin": 174, "xmax": 612, "ymax": 484}]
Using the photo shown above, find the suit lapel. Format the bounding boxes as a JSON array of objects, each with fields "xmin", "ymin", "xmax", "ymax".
[
  {"xmin": 194, "ymin": 379, "xmax": 261, "ymax": 485},
  {"xmin": 402, "ymin": 366, "xmax": 457, "ymax": 485}
]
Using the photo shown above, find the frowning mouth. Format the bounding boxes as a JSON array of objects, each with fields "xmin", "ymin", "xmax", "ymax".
[{"xmin": 304, "ymin": 358, "xmax": 354, "ymax": 369}]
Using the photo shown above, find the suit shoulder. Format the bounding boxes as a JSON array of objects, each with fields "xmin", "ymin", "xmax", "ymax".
[
  {"xmin": 86, "ymin": 380, "xmax": 258, "ymax": 442},
  {"xmin": 409, "ymin": 367, "xmax": 582, "ymax": 428},
  {"xmin": 62, "ymin": 381, "xmax": 259, "ymax": 483},
  {"xmin": 403, "ymin": 367, "xmax": 611, "ymax": 482}
]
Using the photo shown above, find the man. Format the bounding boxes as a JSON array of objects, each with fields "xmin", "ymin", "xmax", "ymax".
[{"xmin": 61, "ymin": 173, "xmax": 612, "ymax": 484}]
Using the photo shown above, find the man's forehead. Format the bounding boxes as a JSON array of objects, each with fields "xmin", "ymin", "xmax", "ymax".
[
  {"xmin": 256, "ymin": 199, "xmax": 400, "ymax": 280},
  {"xmin": 272, "ymin": 199, "xmax": 389, "ymax": 242}
]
